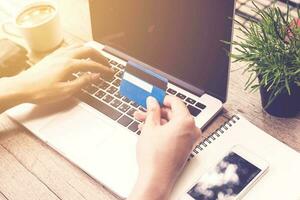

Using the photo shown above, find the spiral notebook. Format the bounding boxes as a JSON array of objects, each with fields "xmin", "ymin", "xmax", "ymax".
[{"xmin": 170, "ymin": 115, "xmax": 300, "ymax": 200}]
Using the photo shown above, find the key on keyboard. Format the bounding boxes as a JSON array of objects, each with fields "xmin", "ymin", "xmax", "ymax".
[
  {"xmin": 128, "ymin": 121, "xmax": 140, "ymax": 132},
  {"xmin": 116, "ymin": 71, "xmax": 124, "ymax": 78},
  {"xmin": 122, "ymin": 97, "xmax": 131, "ymax": 103},
  {"xmin": 106, "ymin": 86, "xmax": 118, "ymax": 95},
  {"xmin": 103, "ymin": 95, "xmax": 114, "ymax": 103},
  {"xmin": 127, "ymin": 108, "xmax": 137, "ymax": 117},
  {"xmin": 112, "ymin": 67, "xmax": 120, "ymax": 73},
  {"xmin": 84, "ymin": 85, "xmax": 98, "ymax": 95},
  {"xmin": 186, "ymin": 97, "xmax": 196, "ymax": 105},
  {"xmin": 167, "ymin": 87, "xmax": 207, "ymax": 112},
  {"xmin": 110, "ymin": 99, "xmax": 122, "ymax": 108},
  {"xmin": 114, "ymin": 92, "xmax": 123, "ymax": 99},
  {"xmin": 130, "ymin": 102, "xmax": 139, "ymax": 108},
  {"xmin": 167, "ymin": 88, "xmax": 177, "ymax": 95},
  {"xmin": 117, "ymin": 64, "xmax": 125, "ymax": 70},
  {"xmin": 139, "ymin": 107, "xmax": 146, "ymax": 112},
  {"xmin": 95, "ymin": 91, "xmax": 105, "ymax": 99},
  {"xmin": 195, "ymin": 102, "xmax": 206, "ymax": 110},
  {"xmin": 187, "ymin": 105, "xmax": 201, "ymax": 117},
  {"xmin": 106, "ymin": 76, "xmax": 115, "ymax": 83},
  {"xmin": 110, "ymin": 60, "xmax": 118, "ymax": 66},
  {"xmin": 112, "ymin": 79, "xmax": 121, "ymax": 87},
  {"xmin": 77, "ymin": 92, "xmax": 122, "ymax": 121},
  {"xmin": 176, "ymin": 93, "xmax": 186, "ymax": 100},
  {"xmin": 97, "ymin": 81, "xmax": 110, "ymax": 90},
  {"xmin": 119, "ymin": 104, "xmax": 130, "ymax": 112},
  {"xmin": 118, "ymin": 115, "xmax": 133, "ymax": 127}
]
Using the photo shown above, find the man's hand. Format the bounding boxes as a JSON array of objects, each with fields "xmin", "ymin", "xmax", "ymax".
[
  {"xmin": 128, "ymin": 96, "xmax": 201, "ymax": 200},
  {"xmin": 2, "ymin": 44, "xmax": 113, "ymax": 105}
]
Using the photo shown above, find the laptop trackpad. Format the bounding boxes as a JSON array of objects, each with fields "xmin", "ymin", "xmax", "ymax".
[
  {"xmin": 84, "ymin": 128, "xmax": 139, "ymax": 198},
  {"xmin": 39, "ymin": 105, "xmax": 116, "ymax": 159},
  {"xmin": 40, "ymin": 105, "xmax": 138, "ymax": 198}
]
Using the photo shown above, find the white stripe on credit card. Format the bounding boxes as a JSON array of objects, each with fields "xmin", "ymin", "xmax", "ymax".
[{"xmin": 123, "ymin": 72, "xmax": 153, "ymax": 93}]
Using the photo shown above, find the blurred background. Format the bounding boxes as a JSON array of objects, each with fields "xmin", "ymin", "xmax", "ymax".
[
  {"xmin": 0, "ymin": 0, "xmax": 298, "ymax": 57},
  {"xmin": 0, "ymin": 0, "xmax": 299, "ymax": 63},
  {"xmin": 1, "ymin": 0, "xmax": 299, "ymax": 22},
  {"xmin": 0, "ymin": 0, "xmax": 58, "ymax": 23},
  {"xmin": 236, "ymin": 0, "xmax": 299, "ymax": 24},
  {"xmin": 1, "ymin": 0, "xmax": 299, "ymax": 24}
]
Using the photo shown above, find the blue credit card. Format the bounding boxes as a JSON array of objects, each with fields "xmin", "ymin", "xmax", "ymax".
[{"xmin": 120, "ymin": 61, "xmax": 168, "ymax": 108}]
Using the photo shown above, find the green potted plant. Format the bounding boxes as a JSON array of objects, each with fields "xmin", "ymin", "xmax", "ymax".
[{"xmin": 229, "ymin": 3, "xmax": 300, "ymax": 117}]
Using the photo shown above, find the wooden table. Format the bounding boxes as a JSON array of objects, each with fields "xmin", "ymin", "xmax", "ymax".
[{"xmin": 0, "ymin": 0, "xmax": 299, "ymax": 199}]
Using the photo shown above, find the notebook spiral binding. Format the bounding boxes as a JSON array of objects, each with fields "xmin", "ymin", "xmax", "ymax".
[{"xmin": 190, "ymin": 115, "xmax": 240, "ymax": 159}]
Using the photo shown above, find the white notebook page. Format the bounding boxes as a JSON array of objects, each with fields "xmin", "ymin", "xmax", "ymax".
[{"xmin": 171, "ymin": 115, "xmax": 300, "ymax": 200}]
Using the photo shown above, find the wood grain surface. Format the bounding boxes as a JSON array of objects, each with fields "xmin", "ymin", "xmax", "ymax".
[
  {"xmin": 0, "ymin": 0, "xmax": 299, "ymax": 199},
  {"xmin": 0, "ymin": 193, "xmax": 7, "ymax": 200}
]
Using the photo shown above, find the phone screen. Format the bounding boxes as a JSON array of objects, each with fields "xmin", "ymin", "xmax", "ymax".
[{"xmin": 187, "ymin": 152, "xmax": 262, "ymax": 200}]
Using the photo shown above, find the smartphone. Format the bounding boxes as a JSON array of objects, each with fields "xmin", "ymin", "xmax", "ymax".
[{"xmin": 181, "ymin": 145, "xmax": 269, "ymax": 200}]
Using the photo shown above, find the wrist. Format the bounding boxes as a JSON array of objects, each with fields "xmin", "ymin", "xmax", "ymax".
[
  {"xmin": 128, "ymin": 171, "xmax": 175, "ymax": 200},
  {"xmin": 0, "ymin": 76, "xmax": 31, "ymax": 105}
]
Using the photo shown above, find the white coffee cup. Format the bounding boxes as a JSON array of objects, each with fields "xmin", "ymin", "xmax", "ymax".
[{"xmin": 14, "ymin": 1, "xmax": 63, "ymax": 52}]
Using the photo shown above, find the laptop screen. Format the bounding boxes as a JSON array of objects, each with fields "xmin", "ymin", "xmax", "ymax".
[{"xmin": 89, "ymin": 0, "xmax": 235, "ymax": 102}]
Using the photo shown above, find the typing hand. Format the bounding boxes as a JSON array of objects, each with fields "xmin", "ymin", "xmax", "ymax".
[
  {"xmin": 128, "ymin": 96, "xmax": 201, "ymax": 200},
  {"xmin": 5, "ymin": 44, "xmax": 113, "ymax": 104}
]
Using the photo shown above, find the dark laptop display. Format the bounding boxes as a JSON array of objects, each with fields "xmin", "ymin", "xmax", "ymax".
[{"xmin": 89, "ymin": 0, "xmax": 235, "ymax": 102}]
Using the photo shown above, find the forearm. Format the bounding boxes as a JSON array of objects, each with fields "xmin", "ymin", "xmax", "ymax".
[{"xmin": 0, "ymin": 77, "xmax": 28, "ymax": 113}]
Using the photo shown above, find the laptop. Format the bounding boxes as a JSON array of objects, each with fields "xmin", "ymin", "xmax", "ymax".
[{"xmin": 7, "ymin": 0, "xmax": 236, "ymax": 198}]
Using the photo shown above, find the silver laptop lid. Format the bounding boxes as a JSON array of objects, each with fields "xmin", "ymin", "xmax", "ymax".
[{"xmin": 89, "ymin": 0, "xmax": 236, "ymax": 102}]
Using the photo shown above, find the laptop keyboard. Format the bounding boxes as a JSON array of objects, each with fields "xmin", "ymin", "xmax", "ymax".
[{"xmin": 74, "ymin": 59, "xmax": 207, "ymax": 135}]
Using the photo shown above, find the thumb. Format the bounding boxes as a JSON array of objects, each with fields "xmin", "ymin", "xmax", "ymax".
[{"xmin": 145, "ymin": 96, "xmax": 161, "ymax": 127}]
